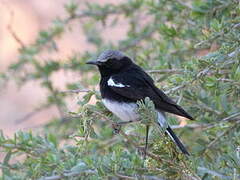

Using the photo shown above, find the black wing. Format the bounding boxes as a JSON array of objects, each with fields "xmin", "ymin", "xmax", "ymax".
[{"xmin": 109, "ymin": 66, "xmax": 193, "ymax": 120}]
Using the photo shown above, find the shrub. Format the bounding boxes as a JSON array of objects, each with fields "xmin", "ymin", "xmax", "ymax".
[{"xmin": 1, "ymin": 0, "xmax": 240, "ymax": 179}]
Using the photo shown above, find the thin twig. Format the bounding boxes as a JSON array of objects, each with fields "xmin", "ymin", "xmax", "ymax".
[
  {"xmin": 171, "ymin": 123, "xmax": 209, "ymax": 129},
  {"xmin": 45, "ymin": 78, "xmax": 66, "ymax": 119},
  {"xmin": 65, "ymin": 3, "xmax": 137, "ymax": 25},
  {"xmin": 165, "ymin": 64, "xmax": 214, "ymax": 95},
  {"xmin": 7, "ymin": 10, "xmax": 25, "ymax": 49},
  {"xmin": 197, "ymin": 167, "xmax": 232, "ymax": 180},
  {"xmin": 203, "ymin": 124, "xmax": 239, "ymax": 154},
  {"xmin": 15, "ymin": 104, "xmax": 51, "ymax": 123},
  {"xmin": 38, "ymin": 170, "xmax": 97, "ymax": 180},
  {"xmin": 196, "ymin": 102, "xmax": 222, "ymax": 115},
  {"xmin": 147, "ymin": 69, "xmax": 184, "ymax": 74},
  {"xmin": 217, "ymin": 78, "xmax": 240, "ymax": 86},
  {"xmin": 114, "ymin": 173, "xmax": 135, "ymax": 180},
  {"xmin": 119, "ymin": 129, "xmax": 173, "ymax": 164},
  {"xmin": 119, "ymin": 28, "xmax": 156, "ymax": 51},
  {"xmin": 165, "ymin": 47, "xmax": 239, "ymax": 95},
  {"xmin": 165, "ymin": 84, "xmax": 186, "ymax": 94},
  {"xmin": 175, "ymin": 0, "xmax": 193, "ymax": 9},
  {"xmin": 203, "ymin": 119, "xmax": 240, "ymax": 131},
  {"xmin": 221, "ymin": 112, "xmax": 240, "ymax": 122},
  {"xmin": 172, "ymin": 112, "xmax": 240, "ymax": 130},
  {"xmin": 228, "ymin": 48, "xmax": 239, "ymax": 58},
  {"xmin": 72, "ymin": 8, "xmax": 125, "ymax": 20},
  {"xmin": 60, "ymin": 89, "xmax": 90, "ymax": 94},
  {"xmin": 92, "ymin": 111, "xmax": 171, "ymax": 163}
]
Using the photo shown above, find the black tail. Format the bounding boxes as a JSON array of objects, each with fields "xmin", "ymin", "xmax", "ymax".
[{"xmin": 166, "ymin": 127, "xmax": 190, "ymax": 155}]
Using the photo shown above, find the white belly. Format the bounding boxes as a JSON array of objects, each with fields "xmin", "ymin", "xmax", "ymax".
[
  {"xmin": 102, "ymin": 99, "xmax": 167, "ymax": 126},
  {"xmin": 102, "ymin": 99, "xmax": 139, "ymax": 122}
]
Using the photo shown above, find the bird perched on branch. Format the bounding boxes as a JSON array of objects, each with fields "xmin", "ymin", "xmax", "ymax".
[{"xmin": 86, "ymin": 50, "xmax": 193, "ymax": 155}]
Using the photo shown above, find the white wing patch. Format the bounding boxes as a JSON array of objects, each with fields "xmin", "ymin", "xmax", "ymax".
[{"xmin": 107, "ymin": 77, "xmax": 130, "ymax": 88}]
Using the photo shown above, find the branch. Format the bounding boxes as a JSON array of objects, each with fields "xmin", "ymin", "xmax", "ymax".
[
  {"xmin": 60, "ymin": 89, "xmax": 90, "ymax": 94},
  {"xmin": 72, "ymin": 8, "xmax": 125, "ymax": 20},
  {"xmin": 165, "ymin": 84, "xmax": 186, "ymax": 94},
  {"xmin": 221, "ymin": 112, "xmax": 240, "ymax": 123},
  {"xmin": 165, "ymin": 64, "xmax": 214, "ymax": 95},
  {"xmin": 205, "ymin": 125, "xmax": 237, "ymax": 151},
  {"xmin": 196, "ymin": 102, "xmax": 222, "ymax": 115},
  {"xmin": 114, "ymin": 173, "xmax": 135, "ymax": 180},
  {"xmin": 228, "ymin": 48, "xmax": 239, "ymax": 58},
  {"xmin": 233, "ymin": 23, "xmax": 240, "ymax": 28},
  {"xmin": 197, "ymin": 167, "xmax": 232, "ymax": 180},
  {"xmin": 211, "ymin": 2, "xmax": 232, "ymax": 15},
  {"xmin": 217, "ymin": 78, "xmax": 240, "ymax": 86},
  {"xmin": 15, "ymin": 104, "xmax": 51, "ymax": 123},
  {"xmin": 38, "ymin": 170, "xmax": 97, "ymax": 180},
  {"xmin": 119, "ymin": 28, "xmax": 156, "ymax": 51},
  {"xmin": 66, "ymin": 4, "xmax": 135, "ymax": 24},
  {"xmin": 175, "ymin": 0, "xmax": 193, "ymax": 9},
  {"xmin": 147, "ymin": 69, "xmax": 184, "ymax": 74},
  {"xmin": 118, "ymin": 129, "xmax": 173, "ymax": 164},
  {"xmin": 7, "ymin": 10, "xmax": 25, "ymax": 49},
  {"xmin": 115, "ymin": 121, "xmax": 198, "ymax": 180},
  {"xmin": 91, "ymin": 111, "xmax": 171, "ymax": 164},
  {"xmin": 172, "ymin": 112, "xmax": 240, "ymax": 130},
  {"xmin": 171, "ymin": 123, "xmax": 209, "ymax": 130},
  {"xmin": 165, "ymin": 47, "xmax": 240, "ymax": 95}
]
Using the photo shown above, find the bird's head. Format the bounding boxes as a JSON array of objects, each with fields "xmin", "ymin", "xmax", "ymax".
[{"xmin": 86, "ymin": 50, "xmax": 133, "ymax": 76}]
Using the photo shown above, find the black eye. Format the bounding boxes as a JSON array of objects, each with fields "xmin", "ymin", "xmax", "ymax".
[
  {"xmin": 107, "ymin": 58, "xmax": 115, "ymax": 62},
  {"xmin": 105, "ymin": 58, "xmax": 116, "ymax": 65},
  {"xmin": 104, "ymin": 58, "xmax": 121, "ymax": 69}
]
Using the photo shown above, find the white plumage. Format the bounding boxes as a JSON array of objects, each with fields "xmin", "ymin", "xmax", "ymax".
[
  {"xmin": 102, "ymin": 99, "xmax": 138, "ymax": 122},
  {"xmin": 107, "ymin": 77, "xmax": 130, "ymax": 88},
  {"xmin": 157, "ymin": 111, "xmax": 167, "ymax": 127},
  {"xmin": 102, "ymin": 99, "xmax": 167, "ymax": 126}
]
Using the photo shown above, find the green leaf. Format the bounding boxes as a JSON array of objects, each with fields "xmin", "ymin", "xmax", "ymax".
[
  {"xmin": 2, "ymin": 151, "xmax": 12, "ymax": 176},
  {"xmin": 78, "ymin": 91, "xmax": 95, "ymax": 106}
]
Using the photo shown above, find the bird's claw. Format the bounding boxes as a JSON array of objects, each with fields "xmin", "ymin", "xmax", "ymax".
[
  {"xmin": 138, "ymin": 146, "xmax": 147, "ymax": 159},
  {"xmin": 112, "ymin": 123, "xmax": 121, "ymax": 134}
]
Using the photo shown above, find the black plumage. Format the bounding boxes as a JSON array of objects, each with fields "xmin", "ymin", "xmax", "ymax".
[
  {"xmin": 100, "ymin": 60, "xmax": 193, "ymax": 120},
  {"xmin": 87, "ymin": 50, "xmax": 193, "ymax": 155}
]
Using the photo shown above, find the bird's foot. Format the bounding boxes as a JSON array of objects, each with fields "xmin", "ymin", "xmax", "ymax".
[
  {"xmin": 137, "ymin": 146, "xmax": 147, "ymax": 159},
  {"xmin": 112, "ymin": 123, "xmax": 122, "ymax": 134},
  {"xmin": 112, "ymin": 120, "xmax": 140, "ymax": 134},
  {"xmin": 112, "ymin": 120, "xmax": 135, "ymax": 134}
]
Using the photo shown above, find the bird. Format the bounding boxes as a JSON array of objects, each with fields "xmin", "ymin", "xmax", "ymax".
[{"xmin": 86, "ymin": 50, "xmax": 193, "ymax": 156}]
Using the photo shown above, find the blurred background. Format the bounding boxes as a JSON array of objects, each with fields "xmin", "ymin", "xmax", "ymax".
[
  {"xmin": 0, "ymin": 0, "xmax": 239, "ymax": 178},
  {"xmin": 0, "ymin": 0, "xmax": 126, "ymax": 136}
]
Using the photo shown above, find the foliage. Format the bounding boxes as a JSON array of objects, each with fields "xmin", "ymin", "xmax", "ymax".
[{"xmin": 1, "ymin": 0, "xmax": 240, "ymax": 179}]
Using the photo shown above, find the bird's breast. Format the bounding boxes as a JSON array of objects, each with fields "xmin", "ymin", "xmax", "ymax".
[{"xmin": 102, "ymin": 99, "xmax": 139, "ymax": 122}]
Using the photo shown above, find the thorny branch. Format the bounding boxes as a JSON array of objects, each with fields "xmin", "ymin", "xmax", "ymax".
[
  {"xmin": 172, "ymin": 112, "xmax": 240, "ymax": 130},
  {"xmin": 147, "ymin": 69, "xmax": 184, "ymax": 74},
  {"xmin": 89, "ymin": 111, "xmax": 173, "ymax": 164},
  {"xmin": 203, "ymin": 124, "xmax": 238, "ymax": 154},
  {"xmin": 91, "ymin": 110, "xmax": 201, "ymax": 180},
  {"xmin": 6, "ymin": 5, "xmax": 25, "ymax": 48},
  {"xmin": 38, "ymin": 170, "xmax": 97, "ymax": 180},
  {"xmin": 60, "ymin": 89, "xmax": 90, "ymax": 94},
  {"xmin": 165, "ymin": 48, "xmax": 239, "ymax": 95},
  {"xmin": 15, "ymin": 104, "xmax": 51, "ymax": 123},
  {"xmin": 197, "ymin": 167, "xmax": 233, "ymax": 180},
  {"xmin": 119, "ymin": 28, "xmax": 156, "ymax": 51}
]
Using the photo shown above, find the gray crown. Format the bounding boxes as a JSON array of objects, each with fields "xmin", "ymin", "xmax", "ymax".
[{"xmin": 96, "ymin": 50, "xmax": 125, "ymax": 62}]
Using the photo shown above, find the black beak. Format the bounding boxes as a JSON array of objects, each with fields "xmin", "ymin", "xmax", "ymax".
[{"xmin": 86, "ymin": 60, "xmax": 100, "ymax": 65}]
